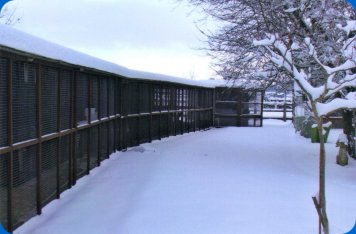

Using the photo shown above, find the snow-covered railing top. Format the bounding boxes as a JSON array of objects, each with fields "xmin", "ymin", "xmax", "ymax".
[{"xmin": 0, "ymin": 24, "xmax": 214, "ymax": 88}]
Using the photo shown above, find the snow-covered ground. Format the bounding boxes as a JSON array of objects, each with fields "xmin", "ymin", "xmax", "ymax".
[{"xmin": 15, "ymin": 120, "xmax": 356, "ymax": 234}]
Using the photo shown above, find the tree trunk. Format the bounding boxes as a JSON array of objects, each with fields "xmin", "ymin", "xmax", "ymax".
[
  {"xmin": 316, "ymin": 116, "xmax": 329, "ymax": 234},
  {"xmin": 342, "ymin": 110, "xmax": 355, "ymax": 159}
]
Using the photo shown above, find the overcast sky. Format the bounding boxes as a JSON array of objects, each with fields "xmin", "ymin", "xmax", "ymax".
[{"xmin": 5, "ymin": 0, "xmax": 216, "ymax": 80}]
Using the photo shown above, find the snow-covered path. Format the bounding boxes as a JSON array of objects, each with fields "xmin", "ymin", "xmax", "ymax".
[{"xmin": 15, "ymin": 120, "xmax": 356, "ymax": 234}]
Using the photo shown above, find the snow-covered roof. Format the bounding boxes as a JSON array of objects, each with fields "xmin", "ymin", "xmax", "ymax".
[
  {"xmin": 0, "ymin": 24, "xmax": 214, "ymax": 88},
  {"xmin": 200, "ymin": 78, "xmax": 243, "ymax": 87}
]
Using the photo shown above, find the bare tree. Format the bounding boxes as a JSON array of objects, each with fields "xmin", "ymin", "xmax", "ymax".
[
  {"xmin": 0, "ymin": 1, "xmax": 20, "ymax": 25},
  {"xmin": 184, "ymin": 0, "xmax": 356, "ymax": 233}
]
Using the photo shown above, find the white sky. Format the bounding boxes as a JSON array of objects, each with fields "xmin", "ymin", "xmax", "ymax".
[{"xmin": 5, "ymin": 0, "xmax": 216, "ymax": 80}]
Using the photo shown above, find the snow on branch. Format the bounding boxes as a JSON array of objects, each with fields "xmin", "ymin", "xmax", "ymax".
[
  {"xmin": 323, "ymin": 60, "xmax": 356, "ymax": 75},
  {"xmin": 337, "ymin": 20, "xmax": 356, "ymax": 36},
  {"xmin": 317, "ymin": 98, "xmax": 356, "ymax": 116}
]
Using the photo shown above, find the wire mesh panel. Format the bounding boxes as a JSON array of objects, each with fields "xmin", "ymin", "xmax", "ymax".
[
  {"xmin": 160, "ymin": 114, "xmax": 169, "ymax": 137},
  {"xmin": 115, "ymin": 80, "xmax": 121, "ymax": 115},
  {"xmin": 59, "ymin": 135, "xmax": 70, "ymax": 193},
  {"xmin": 115, "ymin": 119, "xmax": 121, "ymax": 151},
  {"xmin": 108, "ymin": 78, "xmax": 115, "ymax": 116},
  {"xmin": 89, "ymin": 126, "xmax": 98, "ymax": 169},
  {"xmin": 169, "ymin": 113, "xmax": 176, "ymax": 136},
  {"xmin": 60, "ymin": 70, "xmax": 72, "ymax": 131},
  {"xmin": 75, "ymin": 130, "xmax": 88, "ymax": 179},
  {"xmin": 99, "ymin": 123, "xmax": 108, "ymax": 161},
  {"xmin": 161, "ymin": 87, "xmax": 170, "ymax": 111},
  {"xmin": 12, "ymin": 145, "xmax": 37, "ymax": 228},
  {"xmin": 152, "ymin": 85, "xmax": 160, "ymax": 112},
  {"xmin": 90, "ymin": 76, "xmax": 99, "ymax": 122},
  {"xmin": 183, "ymin": 111, "xmax": 189, "ymax": 133},
  {"xmin": 0, "ymin": 154, "xmax": 8, "ymax": 231},
  {"xmin": 139, "ymin": 116, "xmax": 150, "ymax": 143},
  {"xmin": 41, "ymin": 139, "xmax": 57, "ymax": 206},
  {"xmin": 41, "ymin": 66, "xmax": 59, "ymax": 135},
  {"xmin": 12, "ymin": 62, "xmax": 37, "ymax": 143},
  {"xmin": 0, "ymin": 58, "xmax": 8, "ymax": 147},
  {"xmin": 76, "ymin": 73, "xmax": 89, "ymax": 126},
  {"xmin": 99, "ymin": 77, "xmax": 108, "ymax": 119},
  {"xmin": 128, "ymin": 82, "xmax": 139, "ymax": 115},
  {"xmin": 108, "ymin": 121, "xmax": 114, "ymax": 155},
  {"xmin": 152, "ymin": 115, "xmax": 160, "ymax": 140},
  {"xmin": 127, "ymin": 118, "xmax": 139, "ymax": 147},
  {"xmin": 139, "ymin": 83, "xmax": 150, "ymax": 113}
]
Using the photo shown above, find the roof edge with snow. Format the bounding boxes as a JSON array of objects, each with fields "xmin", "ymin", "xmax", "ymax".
[{"xmin": 0, "ymin": 24, "xmax": 215, "ymax": 88}]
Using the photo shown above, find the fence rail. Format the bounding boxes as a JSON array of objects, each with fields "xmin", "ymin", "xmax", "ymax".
[{"xmin": 0, "ymin": 50, "xmax": 214, "ymax": 232}]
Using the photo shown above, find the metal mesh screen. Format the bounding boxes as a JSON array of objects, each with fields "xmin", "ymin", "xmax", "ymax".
[
  {"xmin": 89, "ymin": 126, "xmax": 98, "ymax": 169},
  {"xmin": 108, "ymin": 121, "xmax": 114, "ymax": 155},
  {"xmin": 76, "ymin": 73, "xmax": 88, "ymax": 126},
  {"xmin": 0, "ymin": 154, "xmax": 8, "ymax": 230},
  {"xmin": 90, "ymin": 76, "xmax": 99, "ymax": 122},
  {"xmin": 41, "ymin": 139, "xmax": 57, "ymax": 206},
  {"xmin": 139, "ymin": 83, "xmax": 150, "ymax": 113},
  {"xmin": 183, "ymin": 112, "xmax": 189, "ymax": 133},
  {"xmin": 108, "ymin": 78, "xmax": 115, "ymax": 116},
  {"xmin": 153, "ymin": 85, "xmax": 160, "ymax": 112},
  {"xmin": 60, "ymin": 70, "xmax": 72, "ymax": 131},
  {"xmin": 115, "ymin": 81, "xmax": 120, "ymax": 115},
  {"xmin": 13, "ymin": 62, "xmax": 37, "ymax": 143},
  {"xmin": 99, "ymin": 78, "xmax": 108, "ymax": 119},
  {"xmin": 152, "ymin": 115, "xmax": 160, "ymax": 140},
  {"xmin": 13, "ymin": 145, "xmax": 37, "ymax": 228},
  {"xmin": 128, "ymin": 83, "xmax": 139, "ymax": 115},
  {"xmin": 115, "ymin": 119, "xmax": 120, "ymax": 151},
  {"xmin": 75, "ymin": 130, "xmax": 88, "ymax": 179},
  {"xmin": 169, "ymin": 114, "xmax": 176, "ymax": 136},
  {"xmin": 41, "ymin": 66, "xmax": 59, "ymax": 135},
  {"xmin": 127, "ymin": 118, "xmax": 138, "ymax": 147},
  {"xmin": 0, "ymin": 58, "xmax": 8, "ymax": 147},
  {"xmin": 139, "ymin": 116, "xmax": 150, "ymax": 143},
  {"xmin": 161, "ymin": 87, "xmax": 169, "ymax": 111},
  {"xmin": 160, "ymin": 114, "xmax": 169, "ymax": 137},
  {"xmin": 59, "ymin": 135, "xmax": 70, "ymax": 193},
  {"xmin": 99, "ymin": 123, "xmax": 108, "ymax": 161}
]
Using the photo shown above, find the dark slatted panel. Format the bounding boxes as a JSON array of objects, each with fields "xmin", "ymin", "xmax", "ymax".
[
  {"xmin": 59, "ymin": 135, "xmax": 70, "ymax": 193},
  {"xmin": 0, "ymin": 154, "xmax": 8, "ymax": 231},
  {"xmin": 99, "ymin": 78, "xmax": 108, "ymax": 119},
  {"xmin": 139, "ymin": 116, "xmax": 150, "ymax": 143},
  {"xmin": 60, "ymin": 70, "xmax": 72, "ymax": 131},
  {"xmin": 152, "ymin": 115, "xmax": 160, "ymax": 140},
  {"xmin": 41, "ymin": 66, "xmax": 58, "ymax": 135},
  {"xmin": 139, "ymin": 83, "xmax": 150, "ymax": 113},
  {"xmin": 12, "ymin": 145, "xmax": 37, "ymax": 228},
  {"xmin": 108, "ymin": 78, "xmax": 115, "ymax": 116},
  {"xmin": 99, "ymin": 124, "xmax": 108, "ymax": 161},
  {"xmin": 12, "ymin": 62, "xmax": 37, "ymax": 143},
  {"xmin": 89, "ymin": 126, "xmax": 98, "ymax": 169},
  {"xmin": 41, "ymin": 139, "xmax": 57, "ymax": 206},
  {"xmin": 108, "ymin": 121, "xmax": 114, "ymax": 155},
  {"xmin": 75, "ymin": 130, "xmax": 88, "ymax": 179},
  {"xmin": 90, "ymin": 76, "xmax": 99, "ymax": 122},
  {"xmin": 76, "ymin": 73, "xmax": 88, "ymax": 126},
  {"xmin": 0, "ymin": 58, "xmax": 8, "ymax": 147}
]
